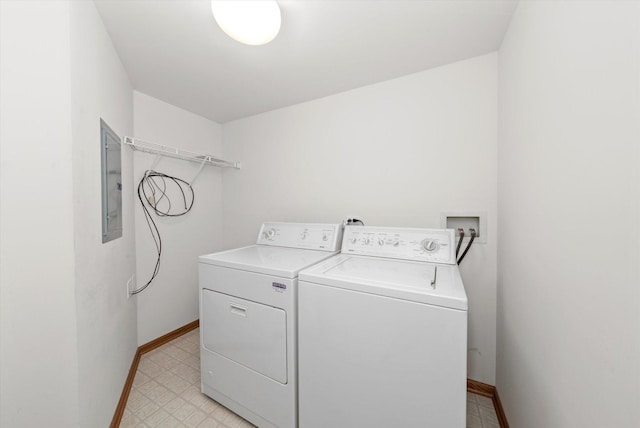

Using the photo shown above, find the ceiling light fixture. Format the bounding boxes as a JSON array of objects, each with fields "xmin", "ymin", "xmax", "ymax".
[{"xmin": 211, "ymin": 0, "xmax": 281, "ymax": 46}]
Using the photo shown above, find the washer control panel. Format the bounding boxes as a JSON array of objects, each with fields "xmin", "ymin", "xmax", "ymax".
[
  {"xmin": 342, "ymin": 226, "xmax": 456, "ymax": 264},
  {"xmin": 257, "ymin": 222, "xmax": 343, "ymax": 252}
]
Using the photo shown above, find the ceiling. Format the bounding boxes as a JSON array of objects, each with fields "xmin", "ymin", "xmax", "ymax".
[{"xmin": 95, "ymin": 0, "xmax": 517, "ymax": 123}]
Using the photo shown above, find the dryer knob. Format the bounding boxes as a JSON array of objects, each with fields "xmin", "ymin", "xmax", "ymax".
[
  {"xmin": 364, "ymin": 238, "xmax": 371, "ymax": 245},
  {"xmin": 378, "ymin": 238, "xmax": 384, "ymax": 246},
  {"xmin": 349, "ymin": 237, "xmax": 357, "ymax": 244}
]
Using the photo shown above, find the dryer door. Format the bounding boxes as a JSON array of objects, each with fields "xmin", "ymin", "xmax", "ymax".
[{"xmin": 202, "ymin": 289, "xmax": 288, "ymax": 384}]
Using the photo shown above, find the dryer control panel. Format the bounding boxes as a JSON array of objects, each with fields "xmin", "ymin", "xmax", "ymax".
[
  {"xmin": 342, "ymin": 226, "xmax": 456, "ymax": 264},
  {"xmin": 257, "ymin": 222, "xmax": 344, "ymax": 252}
]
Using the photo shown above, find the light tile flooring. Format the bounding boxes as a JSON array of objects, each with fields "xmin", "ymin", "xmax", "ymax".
[
  {"xmin": 467, "ymin": 392, "xmax": 501, "ymax": 428},
  {"xmin": 121, "ymin": 328, "xmax": 501, "ymax": 428}
]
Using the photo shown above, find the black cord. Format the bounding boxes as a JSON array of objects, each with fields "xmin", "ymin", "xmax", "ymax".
[
  {"xmin": 131, "ymin": 170, "xmax": 195, "ymax": 295},
  {"xmin": 455, "ymin": 228, "xmax": 465, "ymax": 258},
  {"xmin": 457, "ymin": 228, "xmax": 476, "ymax": 265},
  {"xmin": 346, "ymin": 218, "xmax": 365, "ymax": 226}
]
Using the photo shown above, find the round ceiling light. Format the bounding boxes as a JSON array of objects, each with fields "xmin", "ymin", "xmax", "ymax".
[{"xmin": 211, "ymin": 1, "xmax": 281, "ymax": 46}]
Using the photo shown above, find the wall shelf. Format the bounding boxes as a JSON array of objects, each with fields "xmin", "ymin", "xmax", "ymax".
[{"xmin": 123, "ymin": 136, "xmax": 241, "ymax": 170}]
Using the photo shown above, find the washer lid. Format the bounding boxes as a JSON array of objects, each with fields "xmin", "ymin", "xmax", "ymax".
[
  {"xmin": 299, "ymin": 254, "xmax": 468, "ymax": 310},
  {"xmin": 199, "ymin": 245, "xmax": 338, "ymax": 278}
]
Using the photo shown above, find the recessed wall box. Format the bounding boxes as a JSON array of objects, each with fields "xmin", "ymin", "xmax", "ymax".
[{"xmin": 440, "ymin": 212, "xmax": 487, "ymax": 244}]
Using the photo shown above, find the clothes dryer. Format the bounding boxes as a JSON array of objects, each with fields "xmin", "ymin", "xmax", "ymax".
[
  {"xmin": 298, "ymin": 225, "xmax": 468, "ymax": 428},
  {"xmin": 199, "ymin": 222, "xmax": 343, "ymax": 428}
]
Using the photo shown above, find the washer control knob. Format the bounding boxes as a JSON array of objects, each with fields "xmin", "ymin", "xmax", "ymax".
[
  {"xmin": 422, "ymin": 239, "xmax": 438, "ymax": 252},
  {"xmin": 349, "ymin": 237, "xmax": 357, "ymax": 244},
  {"xmin": 392, "ymin": 239, "xmax": 400, "ymax": 247},
  {"xmin": 378, "ymin": 238, "xmax": 384, "ymax": 246},
  {"xmin": 300, "ymin": 231, "xmax": 308, "ymax": 240},
  {"xmin": 363, "ymin": 238, "xmax": 371, "ymax": 245},
  {"xmin": 264, "ymin": 228, "xmax": 276, "ymax": 239},
  {"xmin": 322, "ymin": 234, "xmax": 329, "ymax": 241}
]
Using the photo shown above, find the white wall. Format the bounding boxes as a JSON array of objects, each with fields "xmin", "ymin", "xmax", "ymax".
[
  {"xmin": 133, "ymin": 91, "xmax": 224, "ymax": 345},
  {"xmin": 69, "ymin": 2, "xmax": 137, "ymax": 426},
  {"xmin": 497, "ymin": 2, "xmax": 640, "ymax": 427},
  {"xmin": 1, "ymin": 2, "xmax": 139, "ymax": 426},
  {"xmin": 222, "ymin": 53, "xmax": 498, "ymax": 384},
  {"xmin": 0, "ymin": 2, "xmax": 80, "ymax": 426}
]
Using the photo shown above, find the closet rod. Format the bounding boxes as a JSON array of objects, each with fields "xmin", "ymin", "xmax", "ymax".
[{"xmin": 123, "ymin": 136, "xmax": 241, "ymax": 169}]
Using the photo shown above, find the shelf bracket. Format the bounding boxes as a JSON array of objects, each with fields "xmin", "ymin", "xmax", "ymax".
[
  {"xmin": 189, "ymin": 157, "xmax": 209, "ymax": 186},
  {"xmin": 148, "ymin": 154, "xmax": 162, "ymax": 173}
]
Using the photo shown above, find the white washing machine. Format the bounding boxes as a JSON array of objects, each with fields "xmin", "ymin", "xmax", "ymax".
[
  {"xmin": 298, "ymin": 226, "xmax": 468, "ymax": 428},
  {"xmin": 198, "ymin": 222, "xmax": 343, "ymax": 428}
]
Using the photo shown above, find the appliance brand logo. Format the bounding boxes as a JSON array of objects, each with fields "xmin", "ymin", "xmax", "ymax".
[{"xmin": 272, "ymin": 282, "xmax": 287, "ymax": 293}]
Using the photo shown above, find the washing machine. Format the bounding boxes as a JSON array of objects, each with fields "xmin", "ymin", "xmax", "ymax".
[
  {"xmin": 198, "ymin": 222, "xmax": 343, "ymax": 428},
  {"xmin": 298, "ymin": 225, "xmax": 468, "ymax": 428}
]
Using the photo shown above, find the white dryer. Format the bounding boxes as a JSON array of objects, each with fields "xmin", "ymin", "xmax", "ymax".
[
  {"xmin": 298, "ymin": 226, "xmax": 468, "ymax": 428},
  {"xmin": 198, "ymin": 222, "xmax": 343, "ymax": 428}
]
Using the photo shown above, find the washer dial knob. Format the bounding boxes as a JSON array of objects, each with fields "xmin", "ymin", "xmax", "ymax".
[
  {"xmin": 421, "ymin": 239, "xmax": 438, "ymax": 252},
  {"xmin": 264, "ymin": 228, "xmax": 276, "ymax": 239},
  {"xmin": 349, "ymin": 237, "xmax": 357, "ymax": 244}
]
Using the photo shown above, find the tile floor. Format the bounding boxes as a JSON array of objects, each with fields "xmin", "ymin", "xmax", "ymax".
[
  {"xmin": 466, "ymin": 392, "xmax": 501, "ymax": 428},
  {"xmin": 120, "ymin": 328, "xmax": 501, "ymax": 428}
]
